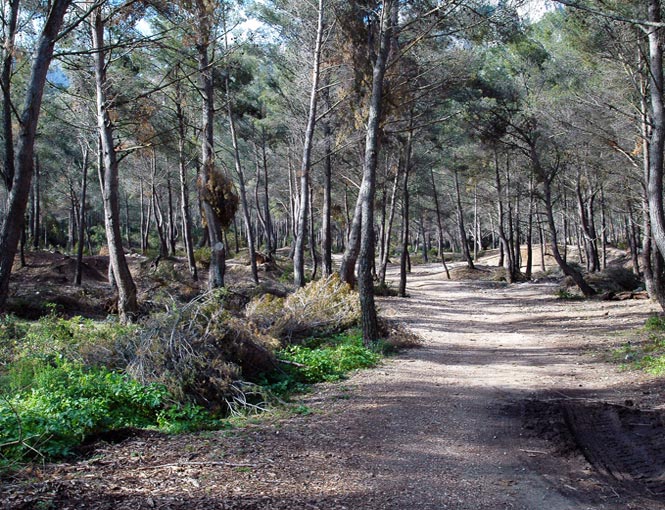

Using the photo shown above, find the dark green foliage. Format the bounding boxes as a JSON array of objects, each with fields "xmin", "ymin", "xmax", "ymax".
[
  {"xmin": 0, "ymin": 360, "xmax": 217, "ymax": 465},
  {"xmin": 262, "ymin": 329, "xmax": 380, "ymax": 397}
]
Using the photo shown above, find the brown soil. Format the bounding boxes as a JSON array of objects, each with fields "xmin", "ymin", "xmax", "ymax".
[{"xmin": 2, "ymin": 261, "xmax": 665, "ymax": 509}]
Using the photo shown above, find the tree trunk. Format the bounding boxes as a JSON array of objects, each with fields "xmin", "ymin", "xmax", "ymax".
[
  {"xmin": 196, "ymin": 8, "xmax": 226, "ymax": 289},
  {"xmin": 75, "ymin": 143, "xmax": 89, "ymax": 286},
  {"xmin": 32, "ymin": 155, "xmax": 40, "ymax": 249},
  {"xmin": 454, "ymin": 167, "xmax": 474, "ymax": 269},
  {"xmin": 92, "ymin": 7, "xmax": 138, "ymax": 322},
  {"xmin": 0, "ymin": 0, "xmax": 19, "ymax": 191},
  {"xmin": 494, "ymin": 149, "xmax": 515, "ymax": 282},
  {"xmin": 379, "ymin": 164, "xmax": 400, "ymax": 283},
  {"xmin": 399, "ymin": 132, "xmax": 413, "ymax": 298},
  {"xmin": 321, "ymin": 94, "xmax": 333, "ymax": 276},
  {"xmin": 357, "ymin": 0, "xmax": 394, "ymax": 345},
  {"xmin": 646, "ymin": 0, "xmax": 665, "ymax": 304},
  {"xmin": 430, "ymin": 167, "xmax": 450, "ymax": 279},
  {"xmin": 166, "ymin": 173, "xmax": 177, "ymax": 256},
  {"xmin": 525, "ymin": 173, "xmax": 534, "ymax": 280},
  {"xmin": 542, "ymin": 172, "xmax": 595, "ymax": 297},
  {"xmin": 294, "ymin": 0, "xmax": 324, "ymax": 287},
  {"xmin": 175, "ymin": 82, "xmax": 197, "ymax": 280},
  {"xmin": 308, "ymin": 186, "xmax": 318, "ymax": 280},
  {"xmin": 339, "ymin": 185, "xmax": 362, "ymax": 286},
  {"xmin": 225, "ymin": 79, "xmax": 258, "ymax": 284}
]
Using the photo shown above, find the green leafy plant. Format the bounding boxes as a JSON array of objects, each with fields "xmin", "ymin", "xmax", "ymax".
[
  {"xmin": 277, "ymin": 329, "xmax": 379, "ymax": 384},
  {"xmin": 554, "ymin": 288, "xmax": 582, "ymax": 300},
  {"xmin": 0, "ymin": 360, "xmax": 217, "ymax": 466}
]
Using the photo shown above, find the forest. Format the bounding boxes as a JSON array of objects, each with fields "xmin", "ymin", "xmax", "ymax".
[{"xmin": 1, "ymin": 0, "xmax": 665, "ymax": 508}]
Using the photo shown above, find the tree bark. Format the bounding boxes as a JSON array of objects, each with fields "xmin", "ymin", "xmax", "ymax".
[
  {"xmin": 294, "ymin": 0, "xmax": 324, "ymax": 287},
  {"xmin": 357, "ymin": 0, "xmax": 394, "ymax": 345},
  {"xmin": 399, "ymin": 129, "xmax": 413, "ymax": 297},
  {"xmin": 454, "ymin": 167, "xmax": 475, "ymax": 269},
  {"xmin": 225, "ymin": 79, "xmax": 258, "ymax": 284},
  {"xmin": 430, "ymin": 167, "xmax": 450, "ymax": 279},
  {"xmin": 321, "ymin": 90, "xmax": 333, "ymax": 276},
  {"xmin": 75, "ymin": 143, "xmax": 89, "ymax": 285},
  {"xmin": 542, "ymin": 171, "xmax": 596, "ymax": 297},
  {"xmin": 92, "ymin": 7, "xmax": 138, "ymax": 322},
  {"xmin": 195, "ymin": 3, "xmax": 226, "ymax": 289},
  {"xmin": 646, "ymin": 0, "xmax": 665, "ymax": 293},
  {"xmin": 379, "ymin": 163, "xmax": 400, "ymax": 283},
  {"xmin": 175, "ymin": 81, "xmax": 197, "ymax": 280},
  {"xmin": 494, "ymin": 149, "xmax": 515, "ymax": 282},
  {"xmin": 1, "ymin": 0, "xmax": 19, "ymax": 191}
]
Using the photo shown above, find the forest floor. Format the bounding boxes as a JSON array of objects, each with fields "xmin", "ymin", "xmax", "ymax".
[{"xmin": 2, "ymin": 258, "xmax": 665, "ymax": 509}]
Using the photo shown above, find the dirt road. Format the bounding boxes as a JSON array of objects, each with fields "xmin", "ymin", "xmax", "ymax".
[{"xmin": 3, "ymin": 264, "xmax": 664, "ymax": 509}]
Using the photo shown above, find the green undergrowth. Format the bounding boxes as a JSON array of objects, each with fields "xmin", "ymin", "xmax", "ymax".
[
  {"xmin": 261, "ymin": 328, "xmax": 381, "ymax": 397},
  {"xmin": 613, "ymin": 315, "xmax": 665, "ymax": 375},
  {"xmin": 0, "ymin": 310, "xmax": 386, "ymax": 471}
]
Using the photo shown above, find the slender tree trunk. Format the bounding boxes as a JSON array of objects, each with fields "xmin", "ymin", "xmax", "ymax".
[
  {"xmin": 225, "ymin": 79, "xmax": 258, "ymax": 284},
  {"xmin": 294, "ymin": 0, "xmax": 324, "ymax": 287},
  {"xmin": 379, "ymin": 164, "xmax": 400, "ymax": 283},
  {"xmin": 542, "ymin": 172, "xmax": 595, "ymax": 297},
  {"xmin": 494, "ymin": 149, "xmax": 514, "ymax": 282},
  {"xmin": 539, "ymin": 220, "xmax": 546, "ymax": 272},
  {"xmin": 151, "ymin": 152, "xmax": 169, "ymax": 258},
  {"xmin": 322, "ymin": 95, "xmax": 333, "ymax": 276},
  {"xmin": 32, "ymin": 156, "xmax": 40, "ymax": 249},
  {"xmin": 525, "ymin": 173, "xmax": 534, "ymax": 280},
  {"xmin": 175, "ymin": 83, "xmax": 197, "ymax": 280},
  {"xmin": 339, "ymin": 185, "xmax": 362, "ymax": 286},
  {"xmin": 75, "ymin": 143, "xmax": 89, "ymax": 285},
  {"xmin": 166, "ymin": 173, "xmax": 177, "ymax": 256},
  {"xmin": 454, "ymin": 167, "xmax": 474, "ymax": 269},
  {"xmin": 430, "ymin": 168, "xmax": 450, "ymax": 279},
  {"xmin": 308, "ymin": 186, "xmax": 318, "ymax": 280},
  {"xmin": 1, "ymin": 0, "xmax": 19, "ymax": 191},
  {"xmin": 195, "ymin": 9, "xmax": 226, "ymax": 289},
  {"xmin": 357, "ymin": 0, "xmax": 394, "ymax": 344},
  {"xmin": 92, "ymin": 7, "xmax": 138, "ymax": 322},
  {"xmin": 261, "ymin": 131, "xmax": 274, "ymax": 254},
  {"xmin": 399, "ymin": 133, "xmax": 412, "ymax": 297},
  {"xmin": 473, "ymin": 185, "xmax": 479, "ymax": 261}
]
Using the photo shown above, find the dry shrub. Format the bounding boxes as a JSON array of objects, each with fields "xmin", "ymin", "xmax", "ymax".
[
  {"xmin": 245, "ymin": 293, "xmax": 285, "ymax": 331},
  {"xmin": 246, "ymin": 274, "xmax": 360, "ymax": 342},
  {"xmin": 586, "ymin": 266, "xmax": 641, "ymax": 293},
  {"xmin": 378, "ymin": 318, "xmax": 424, "ymax": 351},
  {"xmin": 127, "ymin": 291, "xmax": 279, "ymax": 412}
]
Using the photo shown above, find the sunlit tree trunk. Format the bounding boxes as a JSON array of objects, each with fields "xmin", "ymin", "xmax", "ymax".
[
  {"xmin": 92, "ymin": 7, "xmax": 138, "ymax": 322},
  {"xmin": 294, "ymin": 0, "xmax": 324, "ymax": 287},
  {"xmin": 357, "ymin": 0, "xmax": 394, "ymax": 345}
]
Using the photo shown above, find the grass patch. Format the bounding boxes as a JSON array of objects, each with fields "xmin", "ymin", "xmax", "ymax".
[
  {"xmin": 612, "ymin": 315, "xmax": 665, "ymax": 375},
  {"xmin": 262, "ymin": 328, "xmax": 380, "ymax": 397},
  {"xmin": 554, "ymin": 288, "xmax": 583, "ymax": 300}
]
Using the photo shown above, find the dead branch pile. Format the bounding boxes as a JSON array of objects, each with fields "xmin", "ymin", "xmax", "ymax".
[
  {"xmin": 245, "ymin": 274, "xmax": 361, "ymax": 342},
  {"xmin": 126, "ymin": 291, "xmax": 279, "ymax": 412}
]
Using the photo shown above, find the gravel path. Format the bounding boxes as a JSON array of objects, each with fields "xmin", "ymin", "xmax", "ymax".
[{"xmin": 2, "ymin": 263, "xmax": 664, "ymax": 509}]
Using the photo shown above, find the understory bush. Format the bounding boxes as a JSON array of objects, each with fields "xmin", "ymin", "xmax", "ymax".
[
  {"xmin": 0, "ymin": 359, "xmax": 217, "ymax": 466},
  {"xmin": 245, "ymin": 274, "xmax": 360, "ymax": 341},
  {"xmin": 263, "ymin": 329, "xmax": 380, "ymax": 396}
]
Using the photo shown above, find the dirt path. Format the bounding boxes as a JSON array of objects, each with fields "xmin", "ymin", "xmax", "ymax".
[{"xmin": 3, "ymin": 264, "xmax": 665, "ymax": 509}]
